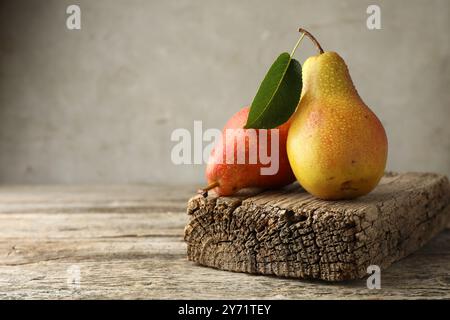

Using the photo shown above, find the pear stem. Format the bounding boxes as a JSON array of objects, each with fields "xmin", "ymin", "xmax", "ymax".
[
  {"xmin": 298, "ymin": 28, "xmax": 324, "ymax": 54},
  {"xmin": 290, "ymin": 32, "xmax": 306, "ymax": 57},
  {"xmin": 197, "ymin": 181, "xmax": 220, "ymax": 197}
]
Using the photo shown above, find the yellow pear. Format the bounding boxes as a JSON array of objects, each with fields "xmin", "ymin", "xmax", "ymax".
[{"xmin": 287, "ymin": 30, "xmax": 388, "ymax": 200}]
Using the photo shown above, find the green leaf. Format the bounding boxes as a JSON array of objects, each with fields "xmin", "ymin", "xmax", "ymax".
[{"xmin": 245, "ymin": 52, "xmax": 302, "ymax": 129}]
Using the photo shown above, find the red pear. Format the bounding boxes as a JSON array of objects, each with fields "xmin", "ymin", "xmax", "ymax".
[{"xmin": 203, "ymin": 107, "xmax": 295, "ymax": 196}]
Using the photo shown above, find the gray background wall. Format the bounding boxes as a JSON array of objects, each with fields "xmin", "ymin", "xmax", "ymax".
[{"xmin": 0, "ymin": 0, "xmax": 449, "ymax": 185}]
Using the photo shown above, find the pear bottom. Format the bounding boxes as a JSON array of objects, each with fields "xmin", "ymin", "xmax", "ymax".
[
  {"xmin": 286, "ymin": 99, "xmax": 388, "ymax": 201},
  {"xmin": 294, "ymin": 170, "xmax": 384, "ymax": 200},
  {"xmin": 286, "ymin": 98, "xmax": 388, "ymax": 201}
]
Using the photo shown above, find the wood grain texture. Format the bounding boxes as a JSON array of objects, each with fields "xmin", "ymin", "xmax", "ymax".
[
  {"xmin": 0, "ymin": 179, "xmax": 449, "ymax": 299},
  {"xmin": 186, "ymin": 173, "xmax": 450, "ymax": 281}
]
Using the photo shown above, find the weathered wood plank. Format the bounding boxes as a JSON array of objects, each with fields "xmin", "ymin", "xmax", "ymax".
[
  {"xmin": 185, "ymin": 173, "xmax": 450, "ymax": 281},
  {"xmin": 0, "ymin": 185, "xmax": 192, "ymax": 214},
  {"xmin": 0, "ymin": 182, "xmax": 448, "ymax": 299},
  {"xmin": 0, "ymin": 212, "xmax": 187, "ymax": 239},
  {"xmin": 0, "ymin": 231, "xmax": 448, "ymax": 299}
]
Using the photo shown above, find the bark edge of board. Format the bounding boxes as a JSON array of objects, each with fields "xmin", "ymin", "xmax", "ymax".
[{"xmin": 184, "ymin": 172, "xmax": 450, "ymax": 281}]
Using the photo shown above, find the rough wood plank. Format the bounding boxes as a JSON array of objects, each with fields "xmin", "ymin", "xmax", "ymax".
[
  {"xmin": 0, "ymin": 232, "xmax": 449, "ymax": 299},
  {"xmin": 0, "ymin": 183, "xmax": 448, "ymax": 299},
  {"xmin": 0, "ymin": 185, "xmax": 190, "ymax": 214},
  {"xmin": 185, "ymin": 172, "xmax": 450, "ymax": 281}
]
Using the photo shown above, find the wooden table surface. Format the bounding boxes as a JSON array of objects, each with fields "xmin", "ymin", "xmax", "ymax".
[{"xmin": 0, "ymin": 185, "xmax": 448, "ymax": 299}]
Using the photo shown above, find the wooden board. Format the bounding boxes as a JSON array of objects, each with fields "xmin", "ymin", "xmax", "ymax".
[
  {"xmin": 0, "ymin": 180, "xmax": 449, "ymax": 299},
  {"xmin": 185, "ymin": 172, "xmax": 450, "ymax": 281}
]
